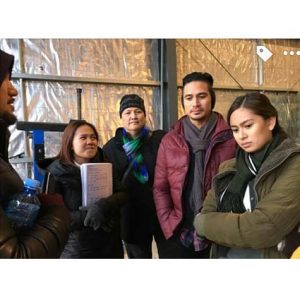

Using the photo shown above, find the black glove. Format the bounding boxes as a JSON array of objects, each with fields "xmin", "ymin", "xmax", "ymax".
[
  {"xmin": 84, "ymin": 196, "xmax": 119, "ymax": 232},
  {"xmin": 279, "ymin": 225, "xmax": 300, "ymax": 258},
  {"xmin": 70, "ymin": 210, "xmax": 87, "ymax": 231}
]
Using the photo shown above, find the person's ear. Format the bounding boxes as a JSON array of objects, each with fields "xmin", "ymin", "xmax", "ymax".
[{"xmin": 268, "ymin": 116, "xmax": 276, "ymax": 131}]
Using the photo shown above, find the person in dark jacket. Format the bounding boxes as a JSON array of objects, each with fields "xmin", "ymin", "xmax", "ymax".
[
  {"xmin": 0, "ymin": 49, "xmax": 70, "ymax": 258},
  {"xmin": 87, "ymin": 94, "xmax": 168, "ymax": 258},
  {"xmin": 194, "ymin": 92, "xmax": 300, "ymax": 258},
  {"xmin": 153, "ymin": 72, "xmax": 236, "ymax": 258},
  {"xmin": 41, "ymin": 120, "xmax": 123, "ymax": 258}
]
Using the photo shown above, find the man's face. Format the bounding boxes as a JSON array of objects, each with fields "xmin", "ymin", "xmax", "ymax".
[
  {"xmin": 0, "ymin": 74, "xmax": 18, "ymax": 125},
  {"xmin": 183, "ymin": 81, "xmax": 212, "ymax": 128}
]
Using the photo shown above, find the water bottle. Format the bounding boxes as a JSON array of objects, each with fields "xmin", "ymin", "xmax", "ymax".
[{"xmin": 5, "ymin": 178, "xmax": 41, "ymax": 228}]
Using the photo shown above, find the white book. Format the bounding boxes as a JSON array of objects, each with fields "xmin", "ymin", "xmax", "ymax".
[{"xmin": 80, "ymin": 163, "xmax": 113, "ymax": 207}]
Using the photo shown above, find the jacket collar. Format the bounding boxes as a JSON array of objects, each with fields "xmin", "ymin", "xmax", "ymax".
[
  {"xmin": 114, "ymin": 127, "xmax": 125, "ymax": 149},
  {"xmin": 259, "ymin": 136, "xmax": 300, "ymax": 175},
  {"xmin": 39, "ymin": 147, "xmax": 103, "ymax": 173},
  {"xmin": 172, "ymin": 112, "xmax": 232, "ymax": 139},
  {"xmin": 217, "ymin": 136, "xmax": 300, "ymax": 179},
  {"xmin": 114, "ymin": 127, "xmax": 152, "ymax": 148}
]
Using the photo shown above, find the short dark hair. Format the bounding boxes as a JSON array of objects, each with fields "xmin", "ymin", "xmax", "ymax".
[
  {"xmin": 58, "ymin": 120, "xmax": 99, "ymax": 164},
  {"xmin": 227, "ymin": 92, "xmax": 282, "ymax": 134},
  {"xmin": 182, "ymin": 72, "xmax": 216, "ymax": 109}
]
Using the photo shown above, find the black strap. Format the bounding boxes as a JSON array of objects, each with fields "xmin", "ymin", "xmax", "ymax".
[{"xmin": 121, "ymin": 156, "xmax": 136, "ymax": 186}]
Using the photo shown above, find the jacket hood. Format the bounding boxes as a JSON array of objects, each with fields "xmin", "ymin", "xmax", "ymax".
[
  {"xmin": 115, "ymin": 127, "xmax": 124, "ymax": 140},
  {"xmin": 0, "ymin": 119, "xmax": 9, "ymax": 161},
  {"xmin": 259, "ymin": 136, "xmax": 300, "ymax": 174},
  {"xmin": 217, "ymin": 136, "xmax": 300, "ymax": 176},
  {"xmin": 0, "ymin": 49, "xmax": 14, "ymax": 87}
]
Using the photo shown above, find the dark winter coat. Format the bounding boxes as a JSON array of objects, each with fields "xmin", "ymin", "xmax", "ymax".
[
  {"xmin": 153, "ymin": 113, "xmax": 236, "ymax": 239},
  {"xmin": 0, "ymin": 120, "xmax": 70, "ymax": 258},
  {"xmin": 41, "ymin": 149, "xmax": 123, "ymax": 258},
  {"xmin": 103, "ymin": 128, "xmax": 166, "ymax": 244}
]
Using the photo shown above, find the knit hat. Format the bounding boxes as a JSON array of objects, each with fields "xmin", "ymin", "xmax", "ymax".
[
  {"xmin": 119, "ymin": 94, "xmax": 146, "ymax": 117},
  {"xmin": 0, "ymin": 49, "xmax": 14, "ymax": 87}
]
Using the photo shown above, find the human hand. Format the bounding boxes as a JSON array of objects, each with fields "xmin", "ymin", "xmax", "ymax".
[{"xmin": 83, "ymin": 198, "xmax": 117, "ymax": 232}]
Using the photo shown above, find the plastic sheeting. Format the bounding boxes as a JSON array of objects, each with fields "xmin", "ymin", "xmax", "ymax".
[
  {"xmin": 2, "ymin": 38, "xmax": 300, "ymax": 179},
  {"xmin": 0, "ymin": 39, "xmax": 160, "ymax": 179},
  {"xmin": 176, "ymin": 39, "xmax": 299, "ymax": 138},
  {"xmin": 176, "ymin": 39, "xmax": 258, "ymax": 88},
  {"xmin": 176, "ymin": 39, "xmax": 300, "ymax": 90},
  {"xmin": 19, "ymin": 39, "xmax": 159, "ymax": 80},
  {"xmin": 263, "ymin": 39, "xmax": 300, "ymax": 90}
]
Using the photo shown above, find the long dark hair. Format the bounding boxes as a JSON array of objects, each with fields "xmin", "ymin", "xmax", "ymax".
[
  {"xmin": 57, "ymin": 120, "xmax": 99, "ymax": 164},
  {"xmin": 227, "ymin": 92, "xmax": 283, "ymax": 135}
]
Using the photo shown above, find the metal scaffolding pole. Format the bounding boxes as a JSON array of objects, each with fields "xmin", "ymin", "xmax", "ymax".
[
  {"xmin": 17, "ymin": 39, "xmax": 31, "ymax": 178},
  {"xmin": 161, "ymin": 39, "xmax": 178, "ymax": 130}
]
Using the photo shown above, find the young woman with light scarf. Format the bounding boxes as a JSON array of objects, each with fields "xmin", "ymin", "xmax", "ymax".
[{"xmin": 194, "ymin": 92, "xmax": 300, "ymax": 258}]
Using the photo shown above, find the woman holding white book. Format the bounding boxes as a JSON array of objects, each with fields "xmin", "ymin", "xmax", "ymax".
[{"xmin": 40, "ymin": 120, "xmax": 123, "ymax": 258}]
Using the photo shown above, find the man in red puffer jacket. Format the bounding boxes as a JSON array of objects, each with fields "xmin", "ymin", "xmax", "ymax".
[{"xmin": 153, "ymin": 72, "xmax": 236, "ymax": 258}]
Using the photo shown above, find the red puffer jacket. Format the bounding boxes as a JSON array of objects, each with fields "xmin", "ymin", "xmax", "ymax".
[{"xmin": 153, "ymin": 113, "xmax": 236, "ymax": 239}]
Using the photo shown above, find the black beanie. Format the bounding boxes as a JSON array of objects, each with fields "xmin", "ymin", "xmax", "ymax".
[
  {"xmin": 0, "ymin": 49, "xmax": 14, "ymax": 87},
  {"xmin": 119, "ymin": 94, "xmax": 146, "ymax": 117}
]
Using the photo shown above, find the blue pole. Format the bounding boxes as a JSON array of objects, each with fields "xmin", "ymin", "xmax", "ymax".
[{"xmin": 32, "ymin": 129, "xmax": 45, "ymax": 183}]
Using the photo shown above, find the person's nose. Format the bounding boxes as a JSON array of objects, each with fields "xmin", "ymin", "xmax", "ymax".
[
  {"xmin": 129, "ymin": 111, "xmax": 138, "ymax": 118},
  {"xmin": 86, "ymin": 137, "xmax": 96, "ymax": 144},
  {"xmin": 238, "ymin": 128, "xmax": 247, "ymax": 140},
  {"xmin": 8, "ymin": 81, "xmax": 18, "ymax": 97},
  {"xmin": 192, "ymin": 97, "xmax": 200, "ymax": 107}
]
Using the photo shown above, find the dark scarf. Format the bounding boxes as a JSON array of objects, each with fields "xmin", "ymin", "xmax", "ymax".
[
  {"xmin": 122, "ymin": 127, "xmax": 149, "ymax": 184},
  {"xmin": 183, "ymin": 112, "xmax": 218, "ymax": 215},
  {"xmin": 218, "ymin": 131, "xmax": 284, "ymax": 213}
]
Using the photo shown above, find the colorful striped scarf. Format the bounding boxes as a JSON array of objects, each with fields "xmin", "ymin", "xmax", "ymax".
[{"xmin": 122, "ymin": 127, "xmax": 149, "ymax": 184}]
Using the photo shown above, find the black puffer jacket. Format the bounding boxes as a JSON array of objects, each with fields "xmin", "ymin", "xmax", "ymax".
[
  {"xmin": 103, "ymin": 128, "xmax": 166, "ymax": 243},
  {"xmin": 41, "ymin": 149, "xmax": 123, "ymax": 258},
  {"xmin": 0, "ymin": 120, "xmax": 70, "ymax": 258}
]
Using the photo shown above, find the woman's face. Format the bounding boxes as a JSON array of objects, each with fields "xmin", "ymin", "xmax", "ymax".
[
  {"xmin": 72, "ymin": 124, "xmax": 98, "ymax": 164},
  {"xmin": 230, "ymin": 107, "xmax": 276, "ymax": 153},
  {"xmin": 121, "ymin": 107, "xmax": 146, "ymax": 137}
]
